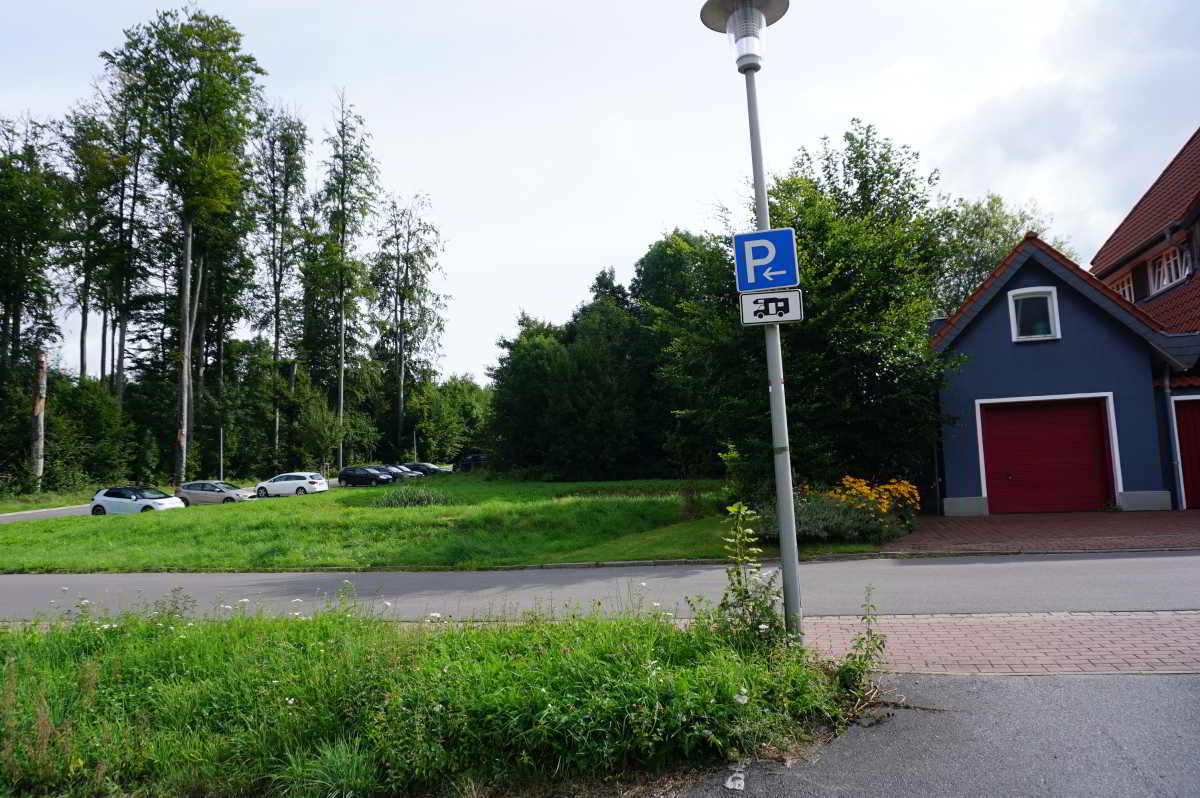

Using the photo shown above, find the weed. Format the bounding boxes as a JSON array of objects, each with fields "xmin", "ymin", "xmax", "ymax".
[
  {"xmin": 688, "ymin": 502, "xmax": 785, "ymax": 653},
  {"xmin": 372, "ymin": 485, "xmax": 452, "ymax": 508}
]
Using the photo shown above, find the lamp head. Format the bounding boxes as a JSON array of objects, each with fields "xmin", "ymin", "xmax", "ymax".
[{"xmin": 700, "ymin": 0, "xmax": 789, "ymax": 72}]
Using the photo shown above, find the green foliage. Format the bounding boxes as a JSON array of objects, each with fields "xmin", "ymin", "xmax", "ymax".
[
  {"xmin": 372, "ymin": 485, "xmax": 450, "ymax": 508},
  {"xmin": 688, "ymin": 503, "xmax": 785, "ymax": 653},
  {"xmin": 833, "ymin": 587, "xmax": 887, "ymax": 697},
  {"xmin": 0, "ymin": 602, "xmax": 860, "ymax": 796},
  {"xmin": 774, "ymin": 492, "xmax": 904, "ymax": 544}
]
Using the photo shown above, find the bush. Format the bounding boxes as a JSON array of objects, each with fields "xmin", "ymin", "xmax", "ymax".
[
  {"xmin": 762, "ymin": 477, "xmax": 920, "ymax": 544},
  {"xmin": 372, "ymin": 485, "xmax": 451, "ymax": 508}
]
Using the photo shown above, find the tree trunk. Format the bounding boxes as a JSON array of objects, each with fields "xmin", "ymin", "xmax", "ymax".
[
  {"xmin": 31, "ymin": 351, "xmax": 47, "ymax": 492},
  {"xmin": 115, "ymin": 298, "xmax": 128, "ymax": 404},
  {"xmin": 100, "ymin": 303, "xmax": 109, "ymax": 386},
  {"xmin": 175, "ymin": 220, "xmax": 193, "ymax": 486},
  {"xmin": 79, "ymin": 265, "xmax": 90, "ymax": 381}
]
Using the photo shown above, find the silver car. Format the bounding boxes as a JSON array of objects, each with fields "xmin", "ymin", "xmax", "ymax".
[{"xmin": 175, "ymin": 480, "xmax": 257, "ymax": 507}]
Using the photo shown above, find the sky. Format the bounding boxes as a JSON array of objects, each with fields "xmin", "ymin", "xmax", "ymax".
[{"xmin": 3, "ymin": 0, "xmax": 1198, "ymax": 382}]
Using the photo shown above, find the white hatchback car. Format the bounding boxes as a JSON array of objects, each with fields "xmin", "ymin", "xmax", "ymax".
[
  {"xmin": 255, "ymin": 472, "xmax": 329, "ymax": 498},
  {"xmin": 90, "ymin": 486, "xmax": 186, "ymax": 515}
]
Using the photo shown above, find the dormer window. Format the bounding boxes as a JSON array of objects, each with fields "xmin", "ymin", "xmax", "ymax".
[
  {"xmin": 1113, "ymin": 274, "xmax": 1134, "ymax": 302},
  {"xmin": 1149, "ymin": 247, "xmax": 1192, "ymax": 294},
  {"xmin": 1007, "ymin": 287, "xmax": 1061, "ymax": 342}
]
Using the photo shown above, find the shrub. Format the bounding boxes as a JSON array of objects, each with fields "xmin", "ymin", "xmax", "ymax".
[
  {"xmin": 372, "ymin": 485, "xmax": 452, "ymax": 508},
  {"xmin": 761, "ymin": 476, "xmax": 920, "ymax": 544}
]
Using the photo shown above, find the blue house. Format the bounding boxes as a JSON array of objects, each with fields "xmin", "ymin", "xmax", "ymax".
[{"xmin": 932, "ymin": 128, "xmax": 1200, "ymax": 515}]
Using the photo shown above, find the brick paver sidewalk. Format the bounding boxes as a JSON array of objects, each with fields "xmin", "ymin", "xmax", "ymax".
[
  {"xmin": 804, "ymin": 610, "xmax": 1200, "ymax": 674},
  {"xmin": 887, "ymin": 510, "xmax": 1200, "ymax": 553}
]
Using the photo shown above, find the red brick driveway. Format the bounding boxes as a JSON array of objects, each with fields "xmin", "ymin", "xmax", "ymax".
[
  {"xmin": 806, "ymin": 611, "xmax": 1200, "ymax": 674},
  {"xmin": 886, "ymin": 510, "xmax": 1200, "ymax": 553}
]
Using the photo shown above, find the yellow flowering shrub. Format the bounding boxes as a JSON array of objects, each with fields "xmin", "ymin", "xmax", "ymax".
[
  {"xmin": 825, "ymin": 477, "xmax": 920, "ymax": 524},
  {"xmin": 776, "ymin": 477, "xmax": 921, "ymax": 543}
]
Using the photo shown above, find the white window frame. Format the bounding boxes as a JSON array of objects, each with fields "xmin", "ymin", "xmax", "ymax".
[
  {"xmin": 1112, "ymin": 274, "xmax": 1134, "ymax": 302},
  {"xmin": 1148, "ymin": 247, "xmax": 1191, "ymax": 295},
  {"xmin": 974, "ymin": 392, "xmax": 1124, "ymax": 501},
  {"xmin": 1007, "ymin": 286, "xmax": 1061, "ymax": 342}
]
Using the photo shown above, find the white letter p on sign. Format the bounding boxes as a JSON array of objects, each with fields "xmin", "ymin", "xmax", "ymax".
[{"xmin": 743, "ymin": 239, "xmax": 775, "ymax": 284}]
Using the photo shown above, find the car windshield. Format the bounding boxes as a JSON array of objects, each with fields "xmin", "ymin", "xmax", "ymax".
[
  {"xmin": 214, "ymin": 482, "xmax": 239, "ymax": 491},
  {"xmin": 131, "ymin": 488, "xmax": 170, "ymax": 499}
]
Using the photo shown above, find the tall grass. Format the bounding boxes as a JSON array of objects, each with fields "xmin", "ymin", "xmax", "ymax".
[{"xmin": 0, "ymin": 595, "xmax": 861, "ymax": 797}]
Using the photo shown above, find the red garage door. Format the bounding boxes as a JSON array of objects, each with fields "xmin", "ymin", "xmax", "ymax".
[
  {"xmin": 981, "ymin": 399, "xmax": 1114, "ymax": 513},
  {"xmin": 1174, "ymin": 400, "xmax": 1200, "ymax": 509}
]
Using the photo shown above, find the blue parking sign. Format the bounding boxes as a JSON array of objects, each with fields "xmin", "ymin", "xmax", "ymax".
[{"xmin": 733, "ymin": 228, "xmax": 799, "ymax": 293}]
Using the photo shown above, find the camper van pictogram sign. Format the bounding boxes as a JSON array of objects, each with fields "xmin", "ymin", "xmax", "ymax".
[{"xmin": 739, "ymin": 289, "xmax": 804, "ymax": 326}]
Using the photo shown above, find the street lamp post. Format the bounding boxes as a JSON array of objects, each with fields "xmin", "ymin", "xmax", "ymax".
[{"xmin": 700, "ymin": 0, "xmax": 803, "ymax": 638}]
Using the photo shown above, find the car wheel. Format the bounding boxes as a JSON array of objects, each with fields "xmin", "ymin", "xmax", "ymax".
[
  {"xmin": 296, "ymin": 487, "xmax": 307, "ymax": 495},
  {"xmin": 372, "ymin": 478, "xmax": 379, "ymax": 486},
  {"xmin": 257, "ymin": 487, "xmax": 268, "ymax": 498},
  {"xmin": 180, "ymin": 497, "xmax": 190, "ymax": 507},
  {"xmin": 91, "ymin": 505, "xmax": 106, "ymax": 516},
  {"xmin": 140, "ymin": 506, "xmax": 153, "ymax": 513},
  {"xmin": 222, "ymin": 497, "xmax": 235, "ymax": 504}
]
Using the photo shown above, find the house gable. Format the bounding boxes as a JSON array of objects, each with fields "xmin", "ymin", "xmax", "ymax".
[{"xmin": 933, "ymin": 234, "xmax": 1200, "ymax": 371}]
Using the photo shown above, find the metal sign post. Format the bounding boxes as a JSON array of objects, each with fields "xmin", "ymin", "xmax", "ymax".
[{"xmin": 740, "ymin": 62, "xmax": 804, "ymax": 641}]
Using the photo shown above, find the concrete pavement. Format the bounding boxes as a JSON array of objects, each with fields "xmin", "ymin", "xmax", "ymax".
[{"xmin": 682, "ymin": 674, "xmax": 1200, "ymax": 798}]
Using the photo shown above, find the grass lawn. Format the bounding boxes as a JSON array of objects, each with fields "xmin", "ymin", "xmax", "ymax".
[
  {"xmin": 0, "ymin": 477, "xmax": 881, "ymax": 573},
  {"xmin": 0, "ymin": 476, "xmax": 721, "ymax": 573},
  {"xmin": 0, "ymin": 602, "xmax": 871, "ymax": 796},
  {"xmin": 557, "ymin": 515, "xmax": 879, "ymax": 563}
]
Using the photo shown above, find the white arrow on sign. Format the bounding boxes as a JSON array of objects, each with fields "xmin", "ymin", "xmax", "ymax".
[{"xmin": 762, "ymin": 267, "xmax": 788, "ymax": 280}]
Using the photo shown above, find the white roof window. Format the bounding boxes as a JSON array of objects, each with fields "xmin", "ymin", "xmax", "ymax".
[{"xmin": 1007, "ymin": 286, "xmax": 1061, "ymax": 342}]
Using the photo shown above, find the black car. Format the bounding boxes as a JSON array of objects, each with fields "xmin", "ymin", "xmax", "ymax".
[
  {"xmin": 373, "ymin": 464, "xmax": 423, "ymax": 480},
  {"xmin": 338, "ymin": 466, "xmax": 395, "ymax": 487},
  {"xmin": 402, "ymin": 462, "xmax": 451, "ymax": 475},
  {"xmin": 453, "ymin": 453, "xmax": 491, "ymax": 473}
]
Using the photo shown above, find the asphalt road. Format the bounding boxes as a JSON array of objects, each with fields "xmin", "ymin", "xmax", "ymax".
[
  {"xmin": 0, "ymin": 504, "xmax": 89, "ymax": 523},
  {"xmin": 683, "ymin": 674, "xmax": 1200, "ymax": 798},
  {"xmin": 2, "ymin": 550, "xmax": 1197, "ymax": 621}
]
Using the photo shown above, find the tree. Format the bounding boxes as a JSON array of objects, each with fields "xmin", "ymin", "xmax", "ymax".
[
  {"xmin": 318, "ymin": 91, "xmax": 377, "ymax": 470},
  {"xmin": 370, "ymin": 193, "xmax": 445, "ymax": 461},
  {"xmin": 103, "ymin": 8, "xmax": 264, "ymax": 484},
  {"xmin": 252, "ymin": 105, "xmax": 307, "ymax": 461},
  {"xmin": 0, "ymin": 117, "xmax": 62, "ymax": 377},
  {"xmin": 59, "ymin": 109, "xmax": 122, "ymax": 382},
  {"xmin": 933, "ymin": 194, "xmax": 1075, "ymax": 315},
  {"xmin": 658, "ymin": 121, "xmax": 950, "ymax": 494}
]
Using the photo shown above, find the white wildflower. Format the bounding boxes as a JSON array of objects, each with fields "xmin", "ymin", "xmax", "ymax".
[
  {"xmin": 219, "ymin": 604, "xmax": 233, "ymax": 610},
  {"xmin": 383, "ymin": 601, "xmax": 392, "ymax": 608},
  {"xmin": 428, "ymin": 612, "xmax": 442, "ymax": 619},
  {"xmin": 78, "ymin": 599, "xmax": 91, "ymax": 606},
  {"xmin": 758, "ymin": 624, "xmax": 769, "ymax": 630},
  {"xmin": 285, "ymin": 697, "xmax": 296, "ymax": 705},
  {"xmin": 652, "ymin": 602, "xmax": 661, "ymax": 608},
  {"xmin": 734, "ymin": 693, "xmax": 749, "ymax": 705},
  {"xmin": 237, "ymin": 598, "xmax": 250, "ymax": 604},
  {"xmin": 639, "ymin": 582, "xmax": 647, "ymax": 587},
  {"xmin": 291, "ymin": 598, "xmax": 303, "ymax": 603}
]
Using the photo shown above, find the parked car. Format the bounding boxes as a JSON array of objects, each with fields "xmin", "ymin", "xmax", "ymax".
[
  {"xmin": 175, "ymin": 480, "xmax": 256, "ymax": 506},
  {"xmin": 373, "ymin": 465, "xmax": 423, "ymax": 479},
  {"xmin": 403, "ymin": 462, "xmax": 451, "ymax": 475},
  {"xmin": 255, "ymin": 473, "xmax": 329, "ymax": 497},
  {"xmin": 90, "ymin": 486, "xmax": 186, "ymax": 515},
  {"xmin": 338, "ymin": 466, "xmax": 395, "ymax": 487},
  {"xmin": 453, "ymin": 452, "xmax": 491, "ymax": 473}
]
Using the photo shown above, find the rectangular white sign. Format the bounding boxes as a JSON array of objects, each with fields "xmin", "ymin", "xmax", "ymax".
[{"xmin": 739, "ymin": 290, "xmax": 804, "ymax": 326}]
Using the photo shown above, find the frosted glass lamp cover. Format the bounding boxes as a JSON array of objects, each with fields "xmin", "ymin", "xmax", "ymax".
[{"xmin": 699, "ymin": 0, "xmax": 789, "ymax": 72}]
